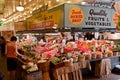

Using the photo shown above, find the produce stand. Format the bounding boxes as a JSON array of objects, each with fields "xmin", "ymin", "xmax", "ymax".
[
  {"xmin": 16, "ymin": 50, "xmax": 120, "ymax": 80},
  {"xmin": 16, "ymin": 35, "xmax": 120, "ymax": 79},
  {"xmin": 81, "ymin": 55, "xmax": 120, "ymax": 78},
  {"xmin": 15, "ymin": 3, "xmax": 120, "ymax": 80},
  {"xmin": 37, "ymin": 62, "xmax": 50, "ymax": 80},
  {"xmin": 16, "ymin": 56, "xmax": 120, "ymax": 80},
  {"xmin": 16, "ymin": 57, "xmax": 42, "ymax": 80}
]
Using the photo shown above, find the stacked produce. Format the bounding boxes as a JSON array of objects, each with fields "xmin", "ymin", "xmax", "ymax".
[
  {"xmin": 17, "ymin": 39, "xmax": 119, "ymax": 72},
  {"xmin": 22, "ymin": 62, "xmax": 38, "ymax": 73}
]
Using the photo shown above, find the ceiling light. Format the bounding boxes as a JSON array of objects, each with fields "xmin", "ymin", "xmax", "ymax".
[
  {"xmin": 1, "ymin": 18, "xmax": 6, "ymax": 22},
  {"xmin": 16, "ymin": 0, "xmax": 24, "ymax": 12},
  {"xmin": 16, "ymin": 5, "xmax": 24, "ymax": 12},
  {"xmin": 30, "ymin": 11, "xmax": 32, "ymax": 14},
  {"xmin": 67, "ymin": 0, "xmax": 71, "ymax": 3},
  {"xmin": 56, "ymin": 0, "xmax": 60, "ymax": 2},
  {"xmin": 81, "ymin": 2, "xmax": 87, "ymax": 5}
]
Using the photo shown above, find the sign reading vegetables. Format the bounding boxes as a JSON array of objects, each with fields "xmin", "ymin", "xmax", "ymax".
[
  {"xmin": 69, "ymin": 7, "xmax": 84, "ymax": 25},
  {"xmin": 85, "ymin": 9, "xmax": 111, "ymax": 26},
  {"xmin": 26, "ymin": 4, "xmax": 116, "ymax": 30},
  {"xmin": 65, "ymin": 4, "xmax": 115, "ymax": 29}
]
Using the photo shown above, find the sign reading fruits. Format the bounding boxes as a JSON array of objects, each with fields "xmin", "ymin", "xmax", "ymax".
[{"xmin": 69, "ymin": 7, "xmax": 84, "ymax": 25}]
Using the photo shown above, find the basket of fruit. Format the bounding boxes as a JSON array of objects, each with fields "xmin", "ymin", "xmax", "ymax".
[
  {"xmin": 50, "ymin": 57, "xmax": 64, "ymax": 69},
  {"xmin": 78, "ymin": 54, "xmax": 85, "ymax": 62}
]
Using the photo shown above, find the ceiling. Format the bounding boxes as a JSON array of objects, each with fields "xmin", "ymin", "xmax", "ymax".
[
  {"xmin": 0, "ymin": 0, "xmax": 119, "ymax": 23},
  {"xmin": 0, "ymin": 0, "xmax": 4, "ymax": 15}
]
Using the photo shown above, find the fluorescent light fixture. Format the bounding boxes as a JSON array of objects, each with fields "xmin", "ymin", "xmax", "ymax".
[
  {"xmin": 67, "ymin": 0, "xmax": 71, "ymax": 3},
  {"xmin": 16, "ymin": 5, "xmax": 24, "ymax": 12},
  {"xmin": 56, "ymin": 0, "xmax": 60, "ymax": 2},
  {"xmin": 1, "ymin": 18, "xmax": 6, "ymax": 21},
  {"xmin": 81, "ymin": 2, "xmax": 87, "ymax": 5}
]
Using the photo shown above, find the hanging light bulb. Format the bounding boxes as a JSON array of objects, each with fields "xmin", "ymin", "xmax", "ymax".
[
  {"xmin": 16, "ymin": 5, "xmax": 24, "ymax": 11},
  {"xmin": 16, "ymin": 0, "xmax": 24, "ymax": 12}
]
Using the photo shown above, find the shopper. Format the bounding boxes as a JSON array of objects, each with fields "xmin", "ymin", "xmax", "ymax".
[
  {"xmin": 84, "ymin": 32, "xmax": 94, "ymax": 40},
  {"xmin": 0, "ymin": 72, "xmax": 4, "ymax": 80},
  {"xmin": 0, "ymin": 36, "xmax": 6, "ymax": 56},
  {"xmin": 6, "ymin": 36, "xmax": 20, "ymax": 80},
  {"xmin": 98, "ymin": 33, "xmax": 104, "ymax": 40}
]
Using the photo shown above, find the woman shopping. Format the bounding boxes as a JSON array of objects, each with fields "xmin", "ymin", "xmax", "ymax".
[{"xmin": 6, "ymin": 36, "xmax": 22, "ymax": 80}]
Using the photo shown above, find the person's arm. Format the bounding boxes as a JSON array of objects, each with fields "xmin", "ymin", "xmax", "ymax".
[
  {"xmin": 5, "ymin": 43, "xmax": 7, "ymax": 55},
  {"xmin": 16, "ymin": 43, "xmax": 23, "ymax": 57}
]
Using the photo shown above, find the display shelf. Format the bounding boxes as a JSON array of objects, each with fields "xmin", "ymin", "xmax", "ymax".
[
  {"xmin": 90, "ymin": 56, "xmax": 120, "ymax": 69},
  {"xmin": 90, "ymin": 55, "xmax": 120, "ymax": 62}
]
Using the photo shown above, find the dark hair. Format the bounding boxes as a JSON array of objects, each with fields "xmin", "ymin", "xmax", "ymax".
[
  {"xmin": 10, "ymin": 36, "xmax": 17, "ymax": 41},
  {"xmin": 0, "ymin": 36, "xmax": 5, "ymax": 40},
  {"xmin": 60, "ymin": 33, "xmax": 65, "ymax": 37}
]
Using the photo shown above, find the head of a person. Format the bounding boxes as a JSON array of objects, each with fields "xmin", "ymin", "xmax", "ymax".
[
  {"xmin": 10, "ymin": 36, "xmax": 17, "ymax": 42},
  {"xmin": 0, "ymin": 36, "xmax": 5, "ymax": 40}
]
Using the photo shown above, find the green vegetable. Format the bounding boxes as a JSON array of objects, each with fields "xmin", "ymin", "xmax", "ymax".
[
  {"xmin": 118, "ymin": 19, "xmax": 120, "ymax": 26},
  {"xmin": 115, "ymin": 43, "xmax": 120, "ymax": 52},
  {"xmin": 78, "ymin": 54, "xmax": 84, "ymax": 58},
  {"xmin": 50, "ymin": 57, "xmax": 60, "ymax": 64}
]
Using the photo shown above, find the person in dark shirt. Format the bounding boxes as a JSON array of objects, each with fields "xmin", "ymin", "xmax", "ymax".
[
  {"xmin": 98, "ymin": 33, "xmax": 104, "ymax": 40},
  {"xmin": 0, "ymin": 36, "xmax": 6, "ymax": 56},
  {"xmin": 84, "ymin": 32, "xmax": 94, "ymax": 40}
]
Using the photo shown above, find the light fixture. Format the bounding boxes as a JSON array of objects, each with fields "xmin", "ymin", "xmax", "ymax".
[
  {"xmin": 66, "ymin": 0, "xmax": 71, "ymax": 3},
  {"xmin": 16, "ymin": 0, "xmax": 24, "ymax": 12},
  {"xmin": 56, "ymin": 0, "xmax": 60, "ymax": 2},
  {"xmin": 1, "ymin": 18, "xmax": 6, "ymax": 22},
  {"xmin": 81, "ymin": 1, "xmax": 87, "ymax": 5},
  {"xmin": 16, "ymin": 5, "xmax": 24, "ymax": 11}
]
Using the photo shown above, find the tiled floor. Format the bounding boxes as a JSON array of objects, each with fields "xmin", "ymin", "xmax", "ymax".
[{"xmin": 83, "ymin": 73, "xmax": 120, "ymax": 80}]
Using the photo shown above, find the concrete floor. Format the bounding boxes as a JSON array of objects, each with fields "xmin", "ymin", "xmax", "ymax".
[
  {"xmin": 83, "ymin": 73, "xmax": 120, "ymax": 80},
  {"xmin": 0, "ymin": 54, "xmax": 8, "ymax": 80},
  {"xmin": 1, "ymin": 53, "xmax": 120, "ymax": 80}
]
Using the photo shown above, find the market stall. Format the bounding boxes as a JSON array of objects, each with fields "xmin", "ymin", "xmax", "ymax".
[{"xmin": 15, "ymin": 3, "xmax": 120, "ymax": 80}]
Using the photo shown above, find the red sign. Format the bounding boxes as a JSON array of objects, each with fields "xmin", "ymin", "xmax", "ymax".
[
  {"xmin": 42, "ymin": 20, "xmax": 54, "ymax": 29},
  {"xmin": 30, "ymin": 23, "xmax": 45, "ymax": 30}
]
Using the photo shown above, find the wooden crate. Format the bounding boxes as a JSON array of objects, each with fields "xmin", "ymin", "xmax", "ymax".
[
  {"xmin": 37, "ymin": 62, "xmax": 50, "ymax": 80},
  {"xmin": 22, "ymin": 71, "xmax": 42, "ymax": 80}
]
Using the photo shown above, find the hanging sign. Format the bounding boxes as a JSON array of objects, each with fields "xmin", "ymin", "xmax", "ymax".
[
  {"xmin": 65, "ymin": 4, "xmax": 115, "ymax": 29},
  {"xmin": 26, "ymin": 5, "xmax": 63, "ymax": 30},
  {"xmin": 87, "ymin": 0, "xmax": 115, "ymax": 8},
  {"xmin": 14, "ymin": 21, "xmax": 26, "ymax": 31},
  {"xmin": 0, "ymin": 22, "xmax": 14, "ymax": 31}
]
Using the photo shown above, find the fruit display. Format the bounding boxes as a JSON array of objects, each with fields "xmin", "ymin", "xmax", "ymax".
[
  {"xmin": 22, "ymin": 62, "xmax": 38, "ymax": 73},
  {"xmin": 78, "ymin": 54, "xmax": 85, "ymax": 62},
  {"xmin": 17, "ymin": 38, "xmax": 119, "ymax": 72},
  {"xmin": 50, "ymin": 57, "xmax": 61, "ymax": 64},
  {"xmin": 115, "ymin": 43, "xmax": 120, "ymax": 52}
]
